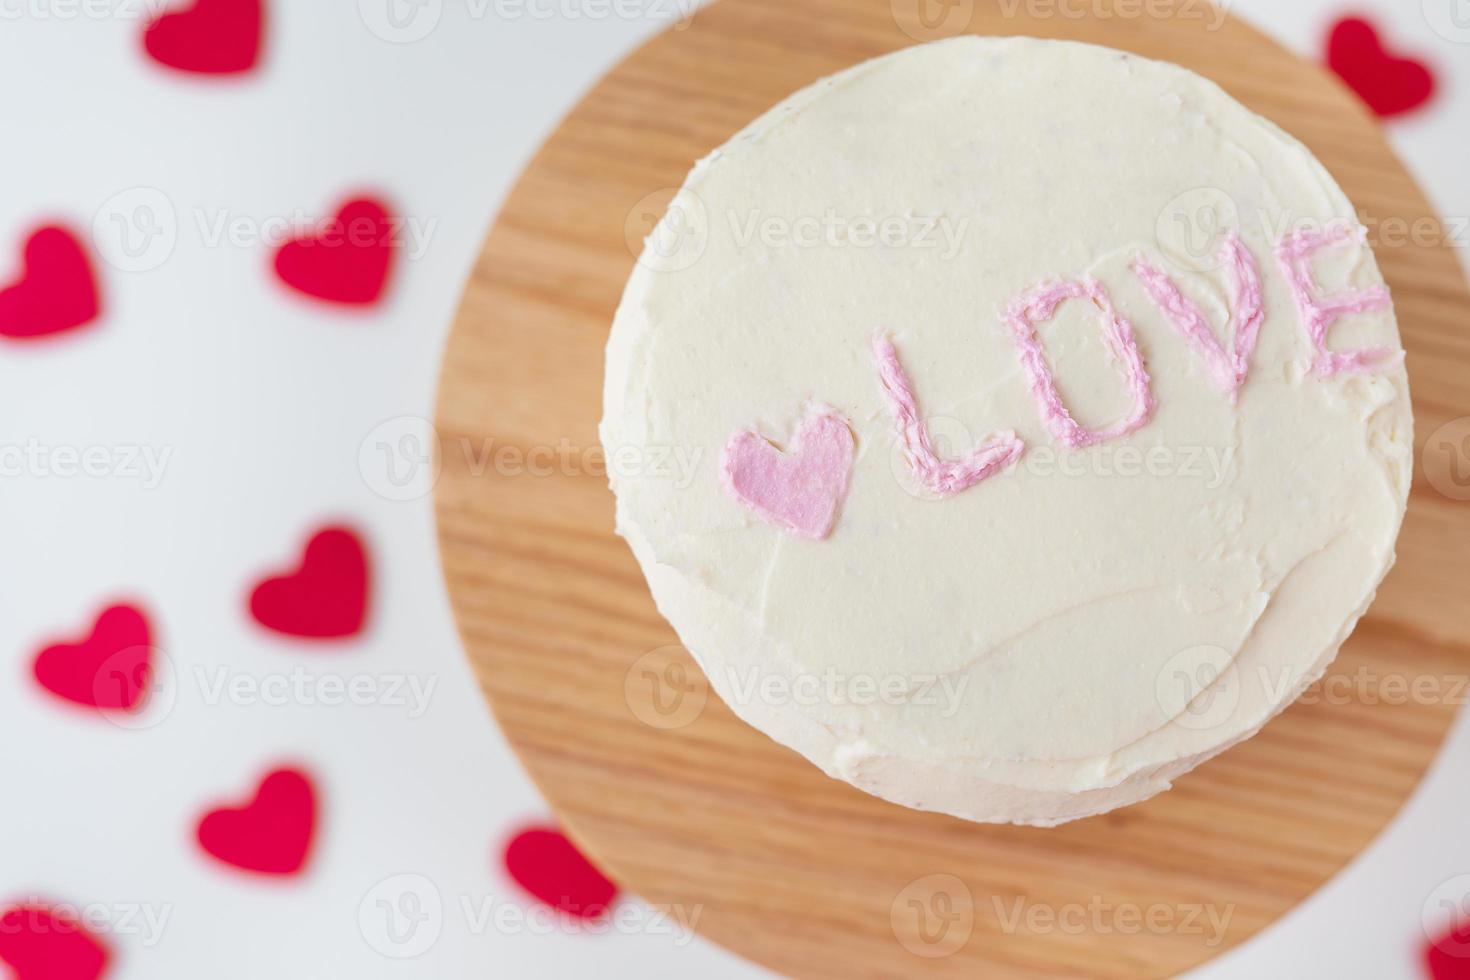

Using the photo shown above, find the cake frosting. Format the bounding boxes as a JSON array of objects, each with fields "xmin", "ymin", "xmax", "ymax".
[{"xmin": 602, "ymin": 37, "xmax": 1412, "ymax": 826}]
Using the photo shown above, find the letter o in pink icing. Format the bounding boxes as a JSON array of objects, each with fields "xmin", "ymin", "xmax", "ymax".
[{"xmin": 1003, "ymin": 279, "xmax": 1156, "ymax": 449}]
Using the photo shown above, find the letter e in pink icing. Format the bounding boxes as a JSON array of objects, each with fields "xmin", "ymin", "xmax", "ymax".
[
  {"xmin": 872, "ymin": 334, "xmax": 1024, "ymax": 496},
  {"xmin": 1275, "ymin": 224, "xmax": 1396, "ymax": 377},
  {"xmin": 722, "ymin": 405, "xmax": 855, "ymax": 540},
  {"xmin": 1132, "ymin": 232, "xmax": 1264, "ymax": 402},
  {"xmin": 1003, "ymin": 279, "xmax": 1155, "ymax": 449}
]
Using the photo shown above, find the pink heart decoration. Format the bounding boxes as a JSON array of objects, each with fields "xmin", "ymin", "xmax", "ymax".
[
  {"xmin": 721, "ymin": 405, "xmax": 854, "ymax": 540},
  {"xmin": 0, "ymin": 904, "xmax": 111, "ymax": 980},
  {"xmin": 1326, "ymin": 16, "xmax": 1436, "ymax": 118},
  {"xmin": 196, "ymin": 768, "xmax": 317, "ymax": 876},
  {"xmin": 1427, "ymin": 918, "xmax": 1470, "ymax": 979},
  {"xmin": 0, "ymin": 226, "xmax": 101, "ymax": 341},
  {"xmin": 32, "ymin": 604, "xmax": 153, "ymax": 711},
  {"xmin": 272, "ymin": 197, "xmax": 395, "ymax": 307},
  {"xmin": 502, "ymin": 826, "xmax": 619, "ymax": 920},
  {"xmin": 143, "ymin": 0, "xmax": 264, "ymax": 76},
  {"xmin": 248, "ymin": 526, "xmax": 370, "ymax": 640}
]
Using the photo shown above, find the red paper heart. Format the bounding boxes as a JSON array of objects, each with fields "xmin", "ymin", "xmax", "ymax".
[
  {"xmin": 1326, "ymin": 16, "xmax": 1436, "ymax": 118},
  {"xmin": 0, "ymin": 226, "xmax": 100, "ymax": 341},
  {"xmin": 0, "ymin": 904, "xmax": 111, "ymax": 980},
  {"xmin": 502, "ymin": 827, "xmax": 619, "ymax": 920},
  {"xmin": 249, "ymin": 526, "xmax": 369, "ymax": 639},
  {"xmin": 32, "ymin": 604, "xmax": 153, "ymax": 711},
  {"xmin": 197, "ymin": 768, "xmax": 317, "ymax": 876},
  {"xmin": 1428, "ymin": 921, "xmax": 1470, "ymax": 979},
  {"xmin": 273, "ymin": 198, "xmax": 396, "ymax": 307},
  {"xmin": 143, "ymin": 0, "xmax": 263, "ymax": 76}
]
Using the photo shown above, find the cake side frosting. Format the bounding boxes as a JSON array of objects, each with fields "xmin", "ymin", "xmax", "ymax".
[{"xmin": 602, "ymin": 36, "xmax": 1412, "ymax": 826}]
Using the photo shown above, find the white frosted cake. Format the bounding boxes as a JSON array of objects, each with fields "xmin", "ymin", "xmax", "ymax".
[{"xmin": 602, "ymin": 37, "xmax": 1411, "ymax": 826}]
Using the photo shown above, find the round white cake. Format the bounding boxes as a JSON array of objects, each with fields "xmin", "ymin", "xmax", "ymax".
[{"xmin": 602, "ymin": 37, "xmax": 1412, "ymax": 826}]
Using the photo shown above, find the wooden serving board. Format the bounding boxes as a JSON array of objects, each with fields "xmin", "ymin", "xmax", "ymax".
[{"xmin": 435, "ymin": 1, "xmax": 1470, "ymax": 975}]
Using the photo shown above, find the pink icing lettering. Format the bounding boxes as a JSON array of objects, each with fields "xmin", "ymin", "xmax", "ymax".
[
  {"xmin": 1003, "ymin": 278, "xmax": 1155, "ymax": 449},
  {"xmin": 1275, "ymin": 224, "xmax": 1396, "ymax": 377},
  {"xmin": 872, "ymin": 334, "xmax": 1024, "ymax": 496},
  {"xmin": 1131, "ymin": 232, "xmax": 1264, "ymax": 402}
]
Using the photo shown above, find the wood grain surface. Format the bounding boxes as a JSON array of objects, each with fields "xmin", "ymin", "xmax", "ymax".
[{"xmin": 434, "ymin": 1, "xmax": 1470, "ymax": 975}]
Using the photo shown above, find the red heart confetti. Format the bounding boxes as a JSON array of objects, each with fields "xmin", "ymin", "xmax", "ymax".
[
  {"xmin": 196, "ymin": 768, "xmax": 317, "ymax": 876},
  {"xmin": 502, "ymin": 826, "xmax": 619, "ymax": 920},
  {"xmin": 143, "ymin": 0, "xmax": 264, "ymax": 77},
  {"xmin": 0, "ymin": 226, "xmax": 100, "ymax": 341},
  {"xmin": 249, "ymin": 526, "xmax": 370, "ymax": 639},
  {"xmin": 1326, "ymin": 16, "xmax": 1436, "ymax": 118},
  {"xmin": 32, "ymin": 604, "xmax": 153, "ymax": 712},
  {"xmin": 1428, "ymin": 921, "xmax": 1470, "ymax": 979},
  {"xmin": 0, "ymin": 903, "xmax": 111, "ymax": 980},
  {"xmin": 273, "ymin": 197, "xmax": 397, "ymax": 307}
]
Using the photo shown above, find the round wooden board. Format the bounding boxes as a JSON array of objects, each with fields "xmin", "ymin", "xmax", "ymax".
[{"xmin": 435, "ymin": 1, "xmax": 1470, "ymax": 975}]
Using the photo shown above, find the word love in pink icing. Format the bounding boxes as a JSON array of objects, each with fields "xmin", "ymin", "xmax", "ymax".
[
  {"xmin": 873, "ymin": 334, "xmax": 1024, "ymax": 497},
  {"xmin": 1005, "ymin": 278, "xmax": 1156, "ymax": 450},
  {"xmin": 722, "ymin": 405, "xmax": 855, "ymax": 539},
  {"xmin": 724, "ymin": 223, "xmax": 1397, "ymax": 537},
  {"xmin": 1005, "ymin": 225, "xmax": 1394, "ymax": 446}
]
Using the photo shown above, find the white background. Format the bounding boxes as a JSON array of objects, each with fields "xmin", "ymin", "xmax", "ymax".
[{"xmin": 0, "ymin": 1, "xmax": 1465, "ymax": 977}]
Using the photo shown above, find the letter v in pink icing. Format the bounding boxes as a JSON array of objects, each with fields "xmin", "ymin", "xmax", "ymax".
[
  {"xmin": 873, "ymin": 334, "xmax": 1024, "ymax": 496},
  {"xmin": 1275, "ymin": 224, "xmax": 1397, "ymax": 377},
  {"xmin": 722, "ymin": 404, "xmax": 855, "ymax": 540},
  {"xmin": 1132, "ymin": 232, "xmax": 1264, "ymax": 402},
  {"xmin": 1003, "ymin": 278, "xmax": 1155, "ymax": 449}
]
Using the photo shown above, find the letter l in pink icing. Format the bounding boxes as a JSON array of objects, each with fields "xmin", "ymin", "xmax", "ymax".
[
  {"xmin": 721, "ymin": 404, "xmax": 855, "ymax": 540},
  {"xmin": 1131, "ymin": 232, "xmax": 1264, "ymax": 402},
  {"xmin": 873, "ymin": 334, "xmax": 1024, "ymax": 496},
  {"xmin": 1003, "ymin": 278, "xmax": 1155, "ymax": 449},
  {"xmin": 1275, "ymin": 224, "xmax": 1396, "ymax": 377}
]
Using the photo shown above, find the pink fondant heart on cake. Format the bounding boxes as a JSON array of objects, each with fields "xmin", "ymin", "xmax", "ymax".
[
  {"xmin": 722, "ymin": 405, "xmax": 855, "ymax": 540},
  {"xmin": 249, "ymin": 526, "xmax": 369, "ymax": 639},
  {"xmin": 0, "ymin": 904, "xmax": 111, "ymax": 980},
  {"xmin": 1326, "ymin": 16, "xmax": 1435, "ymax": 118},
  {"xmin": 143, "ymin": 0, "xmax": 264, "ymax": 76},
  {"xmin": 0, "ymin": 226, "xmax": 100, "ymax": 341},
  {"xmin": 502, "ymin": 827, "xmax": 619, "ymax": 920},
  {"xmin": 32, "ymin": 604, "xmax": 153, "ymax": 711},
  {"xmin": 273, "ymin": 198, "xmax": 395, "ymax": 307},
  {"xmin": 196, "ymin": 768, "xmax": 316, "ymax": 876}
]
